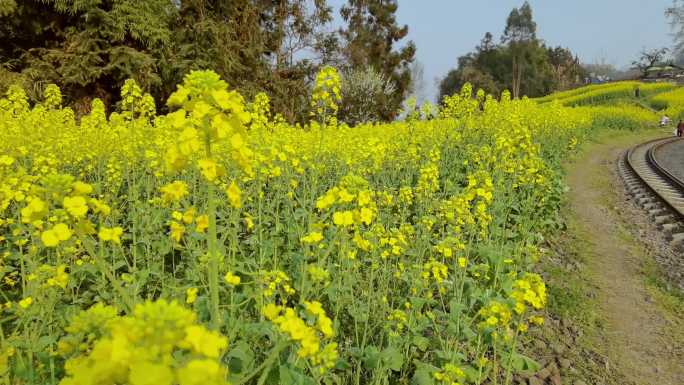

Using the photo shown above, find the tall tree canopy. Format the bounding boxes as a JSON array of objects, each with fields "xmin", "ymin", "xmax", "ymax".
[
  {"xmin": 0, "ymin": 0, "xmax": 418, "ymax": 123},
  {"xmin": 0, "ymin": 0, "xmax": 175, "ymax": 110},
  {"xmin": 439, "ymin": 2, "xmax": 584, "ymax": 101},
  {"xmin": 0, "ymin": 0, "xmax": 341, "ymax": 122},
  {"xmin": 667, "ymin": 0, "xmax": 684, "ymax": 64},
  {"xmin": 340, "ymin": 0, "xmax": 415, "ymax": 120},
  {"xmin": 502, "ymin": 1, "xmax": 537, "ymax": 98},
  {"xmin": 164, "ymin": 0, "xmax": 336, "ymax": 121},
  {"xmin": 631, "ymin": 47, "xmax": 670, "ymax": 77}
]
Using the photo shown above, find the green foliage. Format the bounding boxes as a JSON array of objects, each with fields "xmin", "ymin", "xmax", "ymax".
[
  {"xmin": 339, "ymin": 67, "xmax": 397, "ymax": 125},
  {"xmin": 0, "ymin": 0, "xmax": 343, "ymax": 123},
  {"xmin": 137, "ymin": 0, "xmax": 338, "ymax": 123},
  {"xmin": 0, "ymin": 0, "xmax": 175, "ymax": 112},
  {"xmin": 439, "ymin": 3, "xmax": 585, "ymax": 102},
  {"xmin": 340, "ymin": 0, "xmax": 416, "ymax": 120}
]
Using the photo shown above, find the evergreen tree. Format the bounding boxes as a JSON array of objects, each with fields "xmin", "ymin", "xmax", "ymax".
[
  {"xmin": 0, "ymin": 0, "xmax": 338, "ymax": 121},
  {"xmin": 502, "ymin": 1, "xmax": 537, "ymax": 98},
  {"xmin": 340, "ymin": 0, "xmax": 415, "ymax": 120},
  {"xmin": 0, "ymin": 0, "xmax": 175, "ymax": 112}
]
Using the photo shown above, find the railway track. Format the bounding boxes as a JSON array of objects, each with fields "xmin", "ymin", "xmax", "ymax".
[{"xmin": 619, "ymin": 137, "xmax": 684, "ymax": 249}]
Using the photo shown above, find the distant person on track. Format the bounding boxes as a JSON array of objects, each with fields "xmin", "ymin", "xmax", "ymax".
[
  {"xmin": 677, "ymin": 120, "xmax": 684, "ymax": 137},
  {"xmin": 660, "ymin": 114, "xmax": 671, "ymax": 127}
]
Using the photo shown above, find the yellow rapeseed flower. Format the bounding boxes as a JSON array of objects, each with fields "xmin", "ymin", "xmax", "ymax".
[
  {"xmin": 182, "ymin": 325, "xmax": 228, "ymax": 358},
  {"xmin": 332, "ymin": 211, "xmax": 354, "ymax": 227},
  {"xmin": 195, "ymin": 215, "xmax": 209, "ymax": 233},
  {"xmin": 72, "ymin": 181, "xmax": 93, "ymax": 195},
  {"xmin": 176, "ymin": 359, "xmax": 226, "ymax": 385},
  {"xmin": 63, "ymin": 196, "xmax": 88, "ymax": 218},
  {"xmin": 301, "ymin": 231, "xmax": 324, "ymax": 244},
  {"xmin": 226, "ymin": 181, "xmax": 242, "ymax": 209},
  {"xmin": 198, "ymin": 158, "xmax": 223, "ymax": 182},
  {"xmin": 186, "ymin": 288, "xmax": 198, "ymax": 304},
  {"xmin": 129, "ymin": 362, "xmax": 173, "ymax": 385},
  {"xmin": 41, "ymin": 229, "xmax": 60, "ymax": 247},
  {"xmin": 19, "ymin": 297, "xmax": 32, "ymax": 309},
  {"xmin": 98, "ymin": 226, "xmax": 123, "ymax": 244},
  {"xmin": 182, "ymin": 208, "xmax": 195, "ymax": 224},
  {"xmin": 170, "ymin": 221, "xmax": 185, "ymax": 242},
  {"xmin": 160, "ymin": 181, "xmax": 189, "ymax": 203}
]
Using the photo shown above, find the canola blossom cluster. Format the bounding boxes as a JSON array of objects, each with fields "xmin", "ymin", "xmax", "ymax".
[
  {"xmin": 0, "ymin": 72, "xmax": 664, "ymax": 385},
  {"xmin": 534, "ymin": 80, "xmax": 674, "ymax": 106},
  {"xmin": 310, "ymin": 65, "xmax": 342, "ymax": 127},
  {"xmin": 648, "ymin": 86, "xmax": 684, "ymax": 119},
  {"xmin": 58, "ymin": 301, "xmax": 228, "ymax": 385}
]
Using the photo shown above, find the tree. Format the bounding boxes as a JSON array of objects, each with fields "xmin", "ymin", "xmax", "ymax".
[
  {"xmin": 438, "ymin": 47, "xmax": 502, "ymax": 101},
  {"xmin": 339, "ymin": 67, "xmax": 396, "ymax": 125},
  {"xmin": 667, "ymin": 0, "xmax": 684, "ymax": 64},
  {"xmin": 0, "ymin": 0, "xmax": 341, "ymax": 121},
  {"xmin": 340, "ymin": 0, "xmax": 416, "ymax": 120},
  {"xmin": 408, "ymin": 60, "xmax": 427, "ymax": 103},
  {"xmin": 438, "ymin": 4, "xmax": 585, "ymax": 102},
  {"xmin": 271, "ymin": 0, "xmax": 335, "ymax": 68},
  {"xmin": 477, "ymin": 32, "xmax": 496, "ymax": 53},
  {"xmin": 502, "ymin": 1, "xmax": 537, "ymax": 98},
  {"xmin": 583, "ymin": 62, "xmax": 635, "ymax": 80},
  {"xmin": 0, "ymin": 0, "xmax": 175, "ymax": 112},
  {"xmin": 165, "ymin": 0, "xmax": 337, "ymax": 122},
  {"xmin": 547, "ymin": 46, "xmax": 585, "ymax": 91},
  {"xmin": 631, "ymin": 47, "xmax": 670, "ymax": 77}
]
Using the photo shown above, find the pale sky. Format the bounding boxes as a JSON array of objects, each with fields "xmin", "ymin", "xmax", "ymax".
[{"xmin": 327, "ymin": 0, "xmax": 676, "ymax": 101}]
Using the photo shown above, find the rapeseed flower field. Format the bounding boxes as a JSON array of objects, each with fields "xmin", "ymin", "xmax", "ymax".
[{"xmin": 0, "ymin": 71, "xmax": 664, "ymax": 384}]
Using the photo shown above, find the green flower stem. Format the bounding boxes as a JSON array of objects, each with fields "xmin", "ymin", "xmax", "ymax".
[
  {"xmin": 203, "ymin": 117, "xmax": 221, "ymax": 330},
  {"xmin": 207, "ymin": 181, "xmax": 221, "ymax": 329},
  {"xmin": 503, "ymin": 317, "xmax": 524, "ymax": 385},
  {"xmin": 79, "ymin": 235, "xmax": 134, "ymax": 312},
  {"xmin": 235, "ymin": 340, "xmax": 288, "ymax": 385}
]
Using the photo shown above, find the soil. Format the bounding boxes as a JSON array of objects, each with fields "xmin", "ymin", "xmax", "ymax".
[{"xmin": 565, "ymin": 130, "xmax": 684, "ymax": 385}]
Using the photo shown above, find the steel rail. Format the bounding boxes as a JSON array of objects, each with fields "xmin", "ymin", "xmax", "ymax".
[{"xmin": 621, "ymin": 137, "xmax": 684, "ymax": 247}]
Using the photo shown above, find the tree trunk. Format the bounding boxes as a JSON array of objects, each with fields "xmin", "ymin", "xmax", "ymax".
[
  {"xmin": 275, "ymin": 0, "xmax": 287, "ymax": 69},
  {"xmin": 512, "ymin": 54, "xmax": 523, "ymax": 99},
  {"xmin": 512, "ymin": 55, "xmax": 518, "ymax": 99},
  {"xmin": 516, "ymin": 57, "xmax": 523, "ymax": 98}
]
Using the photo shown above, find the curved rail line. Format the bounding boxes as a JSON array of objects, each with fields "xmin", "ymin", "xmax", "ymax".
[{"xmin": 619, "ymin": 137, "xmax": 684, "ymax": 249}]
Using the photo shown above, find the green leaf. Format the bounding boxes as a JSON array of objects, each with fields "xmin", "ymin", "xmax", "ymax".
[
  {"xmin": 227, "ymin": 341, "xmax": 255, "ymax": 375},
  {"xmin": 381, "ymin": 346, "xmax": 403, "ymax": 372},
  {"xmin": 36, "ymin": 335, "xmax": 57, "ymax": 351},
  {"xmin": 412, "ymin": 360, "xmax": 440, "ymax": 385},
  {"xmin": 362, "ymin": 346, "xmax": 380, "ymax": 370},
  {"xmin": 411, "ymin": 335, "xmax": 430, "ymax": 352},
  {"xmin": 506, "ymin": 352, "xmax": 541, "ymax": 372},
  {"xmin": 461, "ymin": 324, "xmax": 477, "ymax": 340},
  {"xmin": 448, "ymin": 299, "xmax": 465, "ymax": 320},
  {"xmin": 411, "ymin": 368, "xmax": 435, "ymax": 385},
  {"xmin": 279, "ymin": 364, "xmax": 316, "ymax": 385},
  {"xmin": 463, "ymin": 365, "xmax": 482, "ymax": 382}
]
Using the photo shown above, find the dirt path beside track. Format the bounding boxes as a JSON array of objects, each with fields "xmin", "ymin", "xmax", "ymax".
[{"xmin": 565, "ymin": 130, "xmax": 683, "ymax": 385}]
